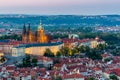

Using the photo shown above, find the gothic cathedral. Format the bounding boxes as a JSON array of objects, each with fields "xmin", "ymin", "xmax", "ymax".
[{"xmin": 22, "ymin": 21, "xmax": 48, "ymax": 43}]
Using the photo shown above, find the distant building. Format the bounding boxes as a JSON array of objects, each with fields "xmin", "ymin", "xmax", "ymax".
[
  {"xmin": 51, "ymin": 36, "xmax": 105, "ymax": 49},
  {"xmin": 69, "ymin": 34, "xmax": 79, "ymax": 39},
  {"xmin": 37, "ymin": 56, "xmax": 53, "ymax": 68},
  {"xmin": 0, "ymin": 50, "xmax": 4, "ymax": 59},
  {"xmin": 12, "ymin": 45, "xmax": 25, "ymax": 57},
  {"xmin": 0, "ymin": 40, "xmax": 22, "ymax": 54}
]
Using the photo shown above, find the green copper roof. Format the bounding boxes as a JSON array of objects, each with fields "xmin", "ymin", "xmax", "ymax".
[{"xmin": 38, "ymin": 20, "xmax": 43, "ymax": 30}]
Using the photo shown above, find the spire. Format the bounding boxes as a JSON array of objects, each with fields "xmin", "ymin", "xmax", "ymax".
[
  {"xmin": 40, "ymin": 20, "xmax": 42, "ymax": 26},
  {"xmin": 38, "ymin": 20, "xmax": 43, "ymax": 30},
  {"xmin": 28, "ymin": 23, "xmax": 30, "ymax": 31},
  {"xmin": 22, "ymin": 23, "xmax": 26, "ymax": 35},
  {"xmin": 27, "ymin": 23, "xmax": 31, "ymax": 35}
]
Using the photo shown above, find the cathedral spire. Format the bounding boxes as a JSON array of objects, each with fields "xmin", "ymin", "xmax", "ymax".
[
  {"xmin": 40, "ymin": 20, "xmax": 42, "ymax": 26},
  {"xmin": 22, "ymin": 23, "xmax": 27, "ymax": 42},
  {"xmin": 27, "ymin": 23, "xmax": 31, "ymax": 35},
  {"xmin": 22, "ymin": 23, "xmax": 26, "ymax": 35},
  {"xmin": 28, "ymin": 23, "xmax": 30, "ymax": 30},
  {"xmin": 38, "ymin": 20, "xmax": 44, "ymax": 30}
]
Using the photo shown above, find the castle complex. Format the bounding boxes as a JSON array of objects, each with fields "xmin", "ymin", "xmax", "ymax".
[
  {"xmin": 22, "ymin": 21, "xmax": 48, "ymax": 43},
  {"xmin": 11, "ymin": 21, "xmax": 63, "ymax": 56},
  {"xmin": 0, "ymin": 20, "xmax": 105, "ymax": 57}
]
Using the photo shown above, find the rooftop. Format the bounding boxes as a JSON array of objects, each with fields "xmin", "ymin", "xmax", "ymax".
[{"xmin": 15, "ymin": 42, "xmax": 63, "ymax": 48}]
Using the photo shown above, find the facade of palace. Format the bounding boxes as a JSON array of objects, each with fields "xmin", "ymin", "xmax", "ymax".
[{"xmin": 12, "ymin": 42, "xmax": 63, "ymax": 57}]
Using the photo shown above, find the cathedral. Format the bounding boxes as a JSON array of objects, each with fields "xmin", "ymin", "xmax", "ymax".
[{"xmin": 22, "ymin": 21, "xmax": 48, "ymax": 43}]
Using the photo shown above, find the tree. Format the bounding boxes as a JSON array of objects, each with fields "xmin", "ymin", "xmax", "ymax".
[
  {"xmin": 0, "ymin": 56, "xmax": 5, "ymax": 63},
  {"xmin": 26, "ymin": 55, "xmax": 31, "ymax": 67},
  {"xmin": 32, "ymin": 58, "xmax": 38, "ymax": 66},
  {"xmin": 22, "ymin": 55, "xmax": 31, "ymax": 67},
  {"xmin": 88, "ymin": 77, "xmax": 95, "ymax": 80},
  {"xmin": 86, "ymin": 49, "xmax": 102, "ymax": 60},
  {"xmin": 96, "ymin": 44, "xmax": 106, "ymax": 50},
  {"xmin": 56, "ymin": 51, "xmax": 62, "ymax": 57},
  {"xmin": 22, "ymin": 58, "xmax": 27, "ymax": 67},
  {"xmin": 104, "ymin": 58, "xmax": 113, "ymax": 62},
  {"xmin": 52, "ymin": 76, "xmax": 62, "ymax": 80},
  {"xmin": 71, "ymin": 47, "xmax": 79, "ymax": 55},
  {"xmin": 79, "ymin": 45, "xmax": 90, "ymax": 53},
  {"xmin": 55, "ymin": 76, "xmax": 62, "ymax": 80},
  {"xmin": 109, "ymin": 75, "xmax": 118, "ymax": 80},
  {"xmin": 60, "ymin": 47, "xmax": 70, "ymax": 56},
  {"xmin": 0, "ymin": 34, "xmax": 22, "ymax": 40},
  {"xmin": 44, "ymin": 48, "xmax": 55, "ymax": 57}
]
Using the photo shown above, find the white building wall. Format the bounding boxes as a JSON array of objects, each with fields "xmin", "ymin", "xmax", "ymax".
[{"xmin": 12, "ymin": 47, "xmax": 25, "ymax": 57}]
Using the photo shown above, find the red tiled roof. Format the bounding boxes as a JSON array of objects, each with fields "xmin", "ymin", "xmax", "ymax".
[
  {"xmin": 112, "ymin": 68, "xmax": 120, "ymax": 76},
  {"xmin": 54, "ymin": 63, "xmax": 64, "ymax": 68},
  {"xmin": 63, "ymin": 73, "xmax": 84, "ymax": 79},
  {"xmin": 37, "ymin": 56, "xmax": 52, "ymax": 62},
  {"xmin": 6, "ymin": 65, "xmax": 15, "ymax": 72},
  {"xmin": 93, "ymin": 67, "xmax": 101, "ymax": 71}
]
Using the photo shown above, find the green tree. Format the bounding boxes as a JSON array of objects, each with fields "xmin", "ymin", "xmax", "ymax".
[
  {"xmin": 55, "ymin": 76, "xmax": 62, "ymax": 80},
  {"xmin": 88, "ymin": 77, "xmax": 95, "ymax": 80},
  {"xmin": 109, "ymin": 75, "xmax": 118, "ymax": 80},
  {"xmin": 86, "ymin": 49, "xmax": 102, "ymax": 60},
  {"xmin": 22, "ymin": 55, "xmax": 31, "ymax": 67},
  {"xmin": 22, "ymin": 58, "xmax": 27, "ymax": 67},
  {"xmin": 44, "ymin": 48, "xmax": 55, "ymax": 57},
  {"xmin": 79, "ymin": 45, "xmax": 90, "ymax": 53},
  {"xmin": 60, "ymin": 47, "xmax": 69, "ymax": 56},
  {"xmin": 26, "ymin": 55, "xmax": 31, "ymax": 67},
  {"xmin": 0, "ymin": 56, "xmax": 5, "ymax": 63},
  {"xmin": 56, "ymin": 51, "xmax": 62, "ymax": 57},
  {"xmin": 71, "ymin": 47, "xmax": 79, "ymax": 55},
  {"xmin": 96, "ymin": 44, "xmax": 106, "ymax": 50},
  {"xmin": 32, "ymin": 58, "xmax": 38, "ymax": 66}
]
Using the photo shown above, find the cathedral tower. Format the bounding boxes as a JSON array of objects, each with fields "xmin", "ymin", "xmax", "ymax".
[
  {"xmin": 22, "ymin": 24, "xmax": 27, "ymax": 42},
  {"xmin": 27, "ymin": 23, "xmax": 34, "ymax": 43},
  {"xmin": 22, "ymin": 21, "xmax": 48, "ymax": 43},
  {"xmin": 37, "ymin": 21, "xmax": 48, "ymax": 43}
]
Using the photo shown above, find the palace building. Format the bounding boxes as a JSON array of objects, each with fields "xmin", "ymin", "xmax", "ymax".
[
  {"xmin": 11, "ymin": 21, "xmax": 63, "ymax": 57},
  {"xmin": 12, "ymin": 42, "xmax": 63, "ymax": 57},
  {"xmin": 22, "ymin": 21, "xmax": 48, "ymax": 43}
]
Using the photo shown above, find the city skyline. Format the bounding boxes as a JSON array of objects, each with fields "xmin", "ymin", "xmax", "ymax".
[{"xmin": 0, "ymin": 0, "xmax": 120, "ymax": 15}]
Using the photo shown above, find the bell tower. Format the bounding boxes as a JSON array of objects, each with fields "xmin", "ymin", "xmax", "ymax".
[
  {"xmin": 22, "ymin": 24, "xmax": 27, "ymax": 42},
  {"xmin": 27, "ymin": 23, "xmax": 34, "ymax": 43},
  {"xmin": 37, "ymin": 21, "xmax": 48, "ymax": 43}
]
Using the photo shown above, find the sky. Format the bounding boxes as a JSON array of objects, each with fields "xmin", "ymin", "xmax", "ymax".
[{"xmin": 0, "ymin": 0, "xmax": 120, "ymax": 15}]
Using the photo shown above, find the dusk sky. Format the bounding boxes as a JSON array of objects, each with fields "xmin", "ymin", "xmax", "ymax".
[{"xmin": 0, "ymin": 0, "xmax": 120, "ymax": 15}]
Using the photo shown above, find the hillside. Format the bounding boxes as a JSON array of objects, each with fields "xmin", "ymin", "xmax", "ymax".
[{"xmin": 0, "ymin": 15, "xmax": 120, "ymax": 30}]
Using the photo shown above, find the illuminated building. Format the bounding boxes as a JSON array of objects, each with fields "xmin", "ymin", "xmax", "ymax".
[
  {"xmin": 12, "ymin": 21, "xmax": 63, "ymax": 57},
  {"xmin": 27, "ymin": 23, "xmax": 35, "ymax": 43},
  {"xmin": 51, "ymin": 36, "xmax": 105, "ymax": 49},
  {"xmin": 22, "ymin": 24, "xmax": 27, "ymax": 42},
  {"xmin": 0, "ymin": 51, "xmax": 4, "ymax": 59},
  {"xmin": 22, "ymin": 21, "xmax": 48, "ymax": 43},
  {"xmin": 12, "ymin": 42, "xmax": 63, "ymax": 57}
]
